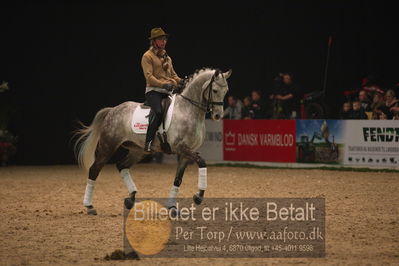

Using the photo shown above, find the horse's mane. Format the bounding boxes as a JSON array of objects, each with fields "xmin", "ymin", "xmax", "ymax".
[{"xmin": 182, "ymin": 67, "xmax": 219, "ymax": 92}]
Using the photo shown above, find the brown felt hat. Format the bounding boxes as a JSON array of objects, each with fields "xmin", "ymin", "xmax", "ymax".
[{"xmin": 148, "ymin": 27, "xmax": 169, "ymax": 40}]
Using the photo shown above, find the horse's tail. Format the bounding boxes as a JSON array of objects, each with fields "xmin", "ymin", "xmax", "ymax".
[{"xmin": 74, "ymin": 107, "xmax": 112, "ymax": 171}]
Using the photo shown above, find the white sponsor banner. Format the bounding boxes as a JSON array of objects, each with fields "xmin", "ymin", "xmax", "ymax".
[
  {"xmin": 197, "ymin": 120, "xmax": 223, "ymax": 161},
  {"xmin": 343, "ymin": 120, "xmax": 399, "ymax": 167}
]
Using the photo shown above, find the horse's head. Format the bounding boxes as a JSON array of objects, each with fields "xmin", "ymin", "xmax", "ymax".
[{"xmin": 202, "ymin": 69, "xmax": 232, "ymax": 121}]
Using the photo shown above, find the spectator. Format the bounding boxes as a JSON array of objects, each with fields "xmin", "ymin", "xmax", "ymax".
[
  {"xmin": 391, "ymin": 83, "xmax": 399, "ymax": 118},
  {"xmin": 223, "ymin": 95, "xmax": 243, "ymax": 120},
  {"xmin": 339, "ymin": 102, "xmax": 352, "ymax": 119},
  {"xmin": 241, "ymin": 96, "xmax": 254, "ymax": 119},
  {"xmin": 371, "ymin": 92, "xmax": 384, "ymax": 110},
  {"xmin": 385, "ymin": 89, "xmax": 399, "ymax": 118},
  {"xmin": 271, "ymin": 72, "xmax": 301, "ymax": 119},
  {"xmin": 379, "ymin": 112, "xmax": 388, "ymax": 120},
  {"xmin": 358, "ymin": 90, "xmax": 372, "ymax": 111},
  {"xmin": 370, "ymin": 92, "xmax": 385, "ymax": 119},
  {"xmin": 262, "ymin": 89, "xmax": 274, "ymax": 118},
  {"xmin": 250, "ymin": 90, "xmax": 267, "ymax": 119},
  {"xmin": 375, "ymin": 105, "xmax": 392, "ymax": 120},
  {"xmin": 349, "ymin": 100, "xmax": 368, "ymax": 119}
]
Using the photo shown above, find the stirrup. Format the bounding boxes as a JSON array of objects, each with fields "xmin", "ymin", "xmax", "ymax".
[{"xmin": 144, "ymin": 141, "xmax": 152, "ymax": 153}]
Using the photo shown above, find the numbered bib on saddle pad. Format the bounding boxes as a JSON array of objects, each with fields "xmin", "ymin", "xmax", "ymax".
[{"xmin": 131, "ymin": 95, "xmax": 176, "ymax": 134}]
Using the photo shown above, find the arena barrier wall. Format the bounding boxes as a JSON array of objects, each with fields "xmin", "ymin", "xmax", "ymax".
[{"xmin": 197, "ymin": 119, "xmax": 399, "ymax": 169}]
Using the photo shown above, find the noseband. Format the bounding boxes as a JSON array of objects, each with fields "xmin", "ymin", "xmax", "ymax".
[{"xmin": 179, "ymin": 73, "xmax": 224, "ymax": 113}]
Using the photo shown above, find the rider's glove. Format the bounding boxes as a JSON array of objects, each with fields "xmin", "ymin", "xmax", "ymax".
[
  {"xmin": 162, "ymin": 83, "xmax": 176, "ymax": 92},
  {"xmin": 172, "ymin": 77, "xmax": 188, "ymax": 94},
  {"xmin": 178, "ymin": 76, "xmax": 188, "ymax": 88}
]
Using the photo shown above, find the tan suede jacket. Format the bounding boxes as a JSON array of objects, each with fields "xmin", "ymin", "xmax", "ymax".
[{"xmin": 141, "ymin": 47, "xmax": 181, "ymax": 93}]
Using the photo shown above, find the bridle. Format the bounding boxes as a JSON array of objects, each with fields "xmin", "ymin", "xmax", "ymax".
[{"xmin": 179, "ymin": 73, "xmax": 224, "ymax": 113}]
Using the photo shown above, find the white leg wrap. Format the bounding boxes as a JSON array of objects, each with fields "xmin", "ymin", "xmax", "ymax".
[
  {"xmin": 83, "ymin": 179, "xmax": 96, "ymax": 207},
  {"xmin": 120, "ymin": 168, "xmax": 137, "ymax": 194},
  {"xmin": 198, "ymin": 168, "xmax": 207, "ymax": 190},
  {"xmin": 166, "ymin": 185, "xmax": 180, "ymax": 207}
]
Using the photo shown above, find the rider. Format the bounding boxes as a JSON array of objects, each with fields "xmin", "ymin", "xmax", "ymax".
[{"xmin": 141, "ymin": 27, "xmax": 181, "ymax": 152}]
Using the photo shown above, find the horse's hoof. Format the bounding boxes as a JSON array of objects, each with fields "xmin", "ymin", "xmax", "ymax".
[
  {"xmin": 193, "ymin": 193, "xmax": 203, "ymax": 205},
  {"xmin": 86, "ymin": 206, "xmax": 97, "ymax": 215},
  {"xmin": 168, "ymin": 206, "xmax": 180, "ymax": 218},
  {"xmin": 124, "ymin": 197, "xmax": 135, "ymax": 210}
]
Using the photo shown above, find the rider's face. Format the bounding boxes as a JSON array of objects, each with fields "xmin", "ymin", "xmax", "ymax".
[{"xmin": 154, "ymin": 37, "xmax": 167, "ymax": 49}]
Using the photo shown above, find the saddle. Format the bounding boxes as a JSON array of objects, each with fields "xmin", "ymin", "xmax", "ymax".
[
  {"xmin": 141, "ymin": 97, "xmax": 172, "ymax": 124},
  {"xmin": 142, "ymin": 98, "xmax": 171, "ymax": 126},
  {"xmin": 132, "ymin": 96, "xmax": 175, "ymax": 154}
]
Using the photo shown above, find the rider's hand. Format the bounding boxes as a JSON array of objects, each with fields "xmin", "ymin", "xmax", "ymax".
[
  {"xmin": 177, "ymin": 78, "xmax": 186, "ymax": 88},
  {"xmin": 162, "ymin": 83, "xmax": 176, "ymax": 91}
]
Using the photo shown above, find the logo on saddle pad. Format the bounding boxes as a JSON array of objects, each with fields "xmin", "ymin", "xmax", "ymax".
[
  {"xmin": 131, "ymin": 95, "xmax": 176, "ymax": 134},
  {"xmin": 133, "ymin": 122, "xmax": 149, "ymax": 131}
]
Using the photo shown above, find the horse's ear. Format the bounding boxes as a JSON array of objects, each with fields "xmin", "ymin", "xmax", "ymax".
[{"xmin": 224, "ymin": 69, "xmax": 232, "ymax": 79}]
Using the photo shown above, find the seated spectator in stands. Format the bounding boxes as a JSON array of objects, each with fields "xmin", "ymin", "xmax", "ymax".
[
  {"xmin": 223, "ymin": 95, "xmax": 243, "ymax": 120},
  {"xmin": 349, "ymin": 100, "xmax": 368, "ymax": 119},
  {"xmin": 250, "ymin": 90, "xmax": 267, "ymax": 119},
  {"xmin": 339, "ymin": 102, "xmax": 352, "ymax": 119},
  {"xmin": 385, "ymin": 89, "xmax": 399, "ymax": 118},
  {"xmin": 262, "ymin": 89, "xmax": 274, "ymax": 118},
  {"xmin": 270, "ymin": 72, "xmax": 301, "ymax": 119},
  {"xmin": 358, "ymin": 90, "xmax": 372, "ymax": 111},
  {"xmin": 391, "ymin": 82, "xmax": 399, "ymax": 118},
  {"xmin": 241, "ymin": 96, "xmax": 254, "ymax": 119},
  {"xmin": 375, "ymin": 105, "xmax": 393, "ymax": 120},
  {"xmin": 379, "ymin": 112, "xmax": 388, "ymax": 120},
  {"xmin": 370, "ymin": 92, "xmax": 385, "ymax": 119}
]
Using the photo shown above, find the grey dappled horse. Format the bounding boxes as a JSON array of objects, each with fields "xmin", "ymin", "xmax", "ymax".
[{"xmin": 74, "ymin": 68, "xmax": 231, "ymax": 215}]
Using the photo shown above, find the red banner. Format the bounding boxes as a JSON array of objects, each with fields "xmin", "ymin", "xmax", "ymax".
[{"xmin": 223, "ymin": 120, "xmax": 296, "ymax": 162}]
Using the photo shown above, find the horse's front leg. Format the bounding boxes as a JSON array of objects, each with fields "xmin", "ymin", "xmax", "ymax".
[
  {"xmin": 177, "ymin": 145, "xmax": 207, "ymax": 205},
  {"xmin": 167, "ymin": 155, "xmax": 189, "ymax": 209}
]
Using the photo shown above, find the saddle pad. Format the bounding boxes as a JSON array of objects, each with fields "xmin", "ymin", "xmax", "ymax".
[{"xmin": 131, "ymin": 95, "xmax": 176, "ymax": 134}]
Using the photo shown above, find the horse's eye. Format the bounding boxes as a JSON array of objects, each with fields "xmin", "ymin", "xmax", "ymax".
[{"xmin": 212, "ymin": 89, "xmax": 217, "ymax": 93}]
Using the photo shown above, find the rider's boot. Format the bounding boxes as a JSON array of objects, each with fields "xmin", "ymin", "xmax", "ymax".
[{"xmin": 144, "ymin": 112, "xmax": 160, "ymax": 153}]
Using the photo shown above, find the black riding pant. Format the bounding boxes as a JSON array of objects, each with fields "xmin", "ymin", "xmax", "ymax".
[{"xmin": 145, "ymin": 91, "xmax": 168, "ymax": 143}]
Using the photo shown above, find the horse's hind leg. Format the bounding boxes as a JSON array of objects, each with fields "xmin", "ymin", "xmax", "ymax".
[
  {"xmin": 116, "ymin": 147, "xmax": 141, "ymax": 210},
  {"xmin": 83, "ymin": 145, "xmax": 112, "ymax": 215}
]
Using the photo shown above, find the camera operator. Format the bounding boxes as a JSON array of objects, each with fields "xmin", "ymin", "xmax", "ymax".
[{"xmin": 270, "ymin": 72, "xmax": 301, "ymax": 119}]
